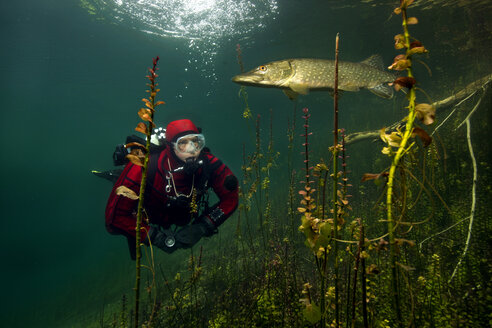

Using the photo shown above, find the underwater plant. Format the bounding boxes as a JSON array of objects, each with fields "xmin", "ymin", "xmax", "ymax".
[
  {"xmin": 131, "ymin": 56, "xmax": 165, "ymax": 328},
  {"xmin": 297, "ymin": 107, "xmax": 324, "ymax": 325},
  {"xmin": 297, "ymin": 33, "xmax": 366, "ymax": 328},
  {"xmin": 114, "ymin": 56, "xmax": 165, "ymax": 328},
  {"xmin": 236, "ymin": 44, "xmax": 252, "ymax": 120},
  {"xmin": 331, "ymin": 34, "xmax": 342, "ymax": 328},
  {"xmin": 377, "ymin": 1, "xmax": 436, "ymax": 326}
]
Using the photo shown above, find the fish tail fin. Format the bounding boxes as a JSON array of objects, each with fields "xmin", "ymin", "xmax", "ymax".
[{"xmin": 369, "ymin": 83, "xmax": 393, "ymax": 99}]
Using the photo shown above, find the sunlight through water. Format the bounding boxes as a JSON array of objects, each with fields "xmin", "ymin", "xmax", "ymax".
[{"xmin": 88, "ymin": 0, "xmax": 279, "ymax": 81}]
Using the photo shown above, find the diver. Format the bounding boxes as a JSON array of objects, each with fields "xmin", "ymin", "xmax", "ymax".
[{"xmin": 100, "ymin": 119, "xmax": 238, "ymax": 259}]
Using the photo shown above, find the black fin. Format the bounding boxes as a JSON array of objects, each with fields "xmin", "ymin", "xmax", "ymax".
[{"xmin": 92, "ymin": 169, "xmax": 123, "ymax": 184}]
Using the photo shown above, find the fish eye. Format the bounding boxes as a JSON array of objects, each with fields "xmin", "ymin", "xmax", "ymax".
[{"xmin": 258, "ymin": 65, "xmax": 267, "ymax": 72}]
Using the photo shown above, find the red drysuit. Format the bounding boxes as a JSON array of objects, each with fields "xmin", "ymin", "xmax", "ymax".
[{"xmin": 105, "ymin": 146, "xmax": 238, "ymax": 242}]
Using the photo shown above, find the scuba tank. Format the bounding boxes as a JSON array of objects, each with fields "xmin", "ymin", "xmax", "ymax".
[{"xmin": 113, "ymin": 127, "xmax": 167, "ymax": 166}]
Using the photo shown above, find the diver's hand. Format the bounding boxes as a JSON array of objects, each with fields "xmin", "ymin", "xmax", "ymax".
[
  {"xmin": 147, "ymin": 226, "xmax": 183, "ymax": 253},
  {"xmin": 175, "ymin": 217, "xmax": 217, "ymax": 248},
  {"xmin": 175, "ymin": 224, "xmax": 206, "ymax": 247}
]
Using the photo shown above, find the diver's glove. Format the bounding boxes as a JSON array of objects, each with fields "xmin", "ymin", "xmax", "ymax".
[
  {"xmin": 146, "ymin": 226, "xmax": 183, "ymax": 254},
  {"xmin": 175, "ymin": 216, "xmax": 217, "ymax": 248}
]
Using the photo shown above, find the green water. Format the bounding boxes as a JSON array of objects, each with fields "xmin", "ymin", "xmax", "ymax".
[{"xmin": 1, "ymin": 0, "xmax": 491, "ymax": 327}]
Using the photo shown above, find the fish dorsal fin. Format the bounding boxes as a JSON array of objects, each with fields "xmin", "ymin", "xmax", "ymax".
[
  {"xmin": 360, "ymin": 55, "xmax": 385, "ymax": 69},
  {"xmin": 289, "ymin": 83, "xmax": 309, "ymax": 95},
  {"xmin": 283, "ymin": 89, "xmax": 299, "ymax": 101}
]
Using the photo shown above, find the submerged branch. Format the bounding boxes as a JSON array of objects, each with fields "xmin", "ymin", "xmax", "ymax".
[
  {"xmin": 448, "ymin": 110, "xmax": 478, "ymax": 283},
  {"xmin": 433, "ymin": 73, "xmax": 492, "ymax": 110},
  {"xmin": 418, "ymin": 216, "xmax": 470, "ymax": 251},
  {"xmin": 345, "ymin": 74, "xmax": 492, "ymax": 145}
]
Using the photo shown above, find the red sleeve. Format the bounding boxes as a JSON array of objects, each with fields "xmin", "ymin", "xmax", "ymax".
[
  {"xmin": 203, "ymin": 154, "xmax": 239, "ymax": 228},
  {"xmin": 105, "ymin": 162, "xmax": 150, "ymax": 241}
]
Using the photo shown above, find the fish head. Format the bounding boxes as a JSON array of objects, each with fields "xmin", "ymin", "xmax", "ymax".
[{"xmin": 232, "ymin": 60, "xmax": 294, "ymax": 88}]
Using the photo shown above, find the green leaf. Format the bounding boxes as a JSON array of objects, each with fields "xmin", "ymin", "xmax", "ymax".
[
  {"xmin": 315, "ymin": 234, "xmax": 330, "ymax": 250},
  {"xmin": 319, "ymin": 222, "xmax": 332, "ymax": 238},
  {"xmin": 303, "ymin": 303, "xmax": 321, "ymax": 324}
]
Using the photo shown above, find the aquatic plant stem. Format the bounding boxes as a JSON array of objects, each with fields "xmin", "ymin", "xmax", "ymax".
[
  {"xmin": 386, "ymin": 8, "xmax": 417, "ymax": 327},
  {"xmin": 134, "ymin": 57, "xmax": 160, "ymax": 328},
  {"xmin": 300, "ymin": 107, "xmax": 324, "ymax": 324},
  {"xmin": 254, "ymin": 114, "xmax": 267, "ymax": 249},
  {"xmin": 322, "ymin": 167, "xmax": 329, "ymax": 323},
  {"xmin": 351, "ymin": 220, "xmax": 362, "ymax": 328},
  {"xmin": 332, "ymin": 32, "xmax": 340, "ymax": 328},
  {"xmin": 360, "ymin": 223, "xmax": 369, "ymax": 328}
]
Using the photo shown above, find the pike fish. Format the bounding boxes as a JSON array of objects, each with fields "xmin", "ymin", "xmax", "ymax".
[{"xmin": 232, "ymin": 55, "xmax": 396, "ymax": 100}]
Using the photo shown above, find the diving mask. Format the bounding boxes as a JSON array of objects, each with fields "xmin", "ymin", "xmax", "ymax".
[{"xmin": 173, "ymin": 134, "xmax": 205, "ymax": 155}]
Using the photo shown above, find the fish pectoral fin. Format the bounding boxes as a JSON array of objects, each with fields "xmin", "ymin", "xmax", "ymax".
[
  {"xmin": 369, "ymin": 83, "xmax": 394, "ymax": 99},
  {"xmin": 283, "ymin": 90, "xmax": 299, "ymax": 101},
  {"xmin": 340, "ymin": 85, "xmax": 360, "ymax": 92},
  {"xmin": 328, "ymin": 89, "xmax": 344, "ymax": 98},
  {"xmin": 289, "ymin": 83, "xmax": 310, "ymax": 95}
]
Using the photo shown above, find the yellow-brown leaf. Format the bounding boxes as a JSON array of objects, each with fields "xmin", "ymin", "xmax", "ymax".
[
  {"xmin": 135, "ymin": 122, "xmax": 148, "ymax": 134},
  {"xmin": 407, "ymin": 17, "xmax": 418, "ymax": 25},
  {"xmin": 125, "ymin": 142, "xmax": 146, "ymax": 149},
  {"xmin": 412, "ymin": 127, "xmax": 432, "ymax": 147},
  {"xmin": 142, "ymin": 98, "xmax": 153, "ymax": 109},
  {"xmin": 127, "ymin": 154, "xmax": 144, "ymax": 166},
  {"xmin": 415, "ymin": 103, "xmax": 436, "ymax": 125},
  {"xmin": 408, "ymin": 46, "xmax": 428, "ymax": 56},
  {"xmin": 115, "ymin": 186, "xmax": 139, "ymax": 200},
  {"xmin": 138, "ymin": 108, "xmax": 153, "ymax": 122}
]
